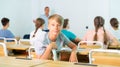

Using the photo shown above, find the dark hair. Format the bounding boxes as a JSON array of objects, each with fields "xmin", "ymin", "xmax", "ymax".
[
  {"xmin": 48, "ymin": 14, "xmax": 64, "ymax": 26},
  {"xmin": 63, "ymin": 19, "xmax": 69, "ymax": 28},
  {"xmin": 93, "ymin": 16, "xmax": 108, "ymax": 45},
  {"xmin": 44, "ymin": 6, "xmax": 49, "ymax": 10},
  {"xmin": 110, "ymin": 18, "xmax": 119, "ymax": 29},
  {"xmin": 1, "ymin": 17, "xmax": 9, "ymax": 26},
  {"xmin": 33, "ymin": 18, "xmax": 45, "ymax": 37}
]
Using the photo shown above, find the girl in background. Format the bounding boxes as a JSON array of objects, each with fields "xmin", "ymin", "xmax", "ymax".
[
  {"xmin": 30, "ymin": 18, "xmax": 47, "ymax": 59},
  {"xmin": 82, "ymin": 16, "xmax": 118, "ymax": 48}
]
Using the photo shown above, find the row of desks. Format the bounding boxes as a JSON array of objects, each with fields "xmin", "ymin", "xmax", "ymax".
[{"xmin": 0, "ymin": 57, "xmax": 119, "ymax": 67}]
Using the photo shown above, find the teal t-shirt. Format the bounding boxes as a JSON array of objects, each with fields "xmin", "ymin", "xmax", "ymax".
[{"xmin": 61, "ymin": 29, "xmax": 76, "ymax": 41}]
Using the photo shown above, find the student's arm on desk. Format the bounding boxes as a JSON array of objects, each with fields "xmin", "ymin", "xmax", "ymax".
[{"xmin": 67, "ymin": 42, "xmax": 78, "ymax": 62}]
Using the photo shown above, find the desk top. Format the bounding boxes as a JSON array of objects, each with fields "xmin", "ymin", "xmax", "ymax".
[
  {"xmin": 0, "ymin": 57, "xmax": 119, "ymax": 67},
  {"xmin": 6, "ymin": 44, "xmax": 30, "ymax": 50},
  {"xmin": 108, "ymin": 45, "xmax": 120, "ymax": 49},
  {"xmin": 0, "ymin": 57, "xmax": 50, "ymax": 67}
]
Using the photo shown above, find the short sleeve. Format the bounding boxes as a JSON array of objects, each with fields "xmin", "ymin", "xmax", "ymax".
[
  {"xmin": 68, "ymin": 31, "xmax": 76, "ymax": 40},
  {"xmin": 7, "ymin": 30, "xmax": 15, "ymax": 38},
  {"xmin": 61, "ymin": 33, "xmax": 71, "ymax": 46}
]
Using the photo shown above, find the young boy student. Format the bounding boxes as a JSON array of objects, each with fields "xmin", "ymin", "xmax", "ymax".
[{"xmin": 31, "ymin": 14, "xmax": 78, "ymax": 62}]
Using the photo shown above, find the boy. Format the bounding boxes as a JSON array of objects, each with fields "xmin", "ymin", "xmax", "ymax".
[{"xmin": 34, "ymin": 14, "xmax": 78, "ymax": 62}]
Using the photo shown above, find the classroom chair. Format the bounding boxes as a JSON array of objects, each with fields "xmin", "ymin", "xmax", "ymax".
[
  {"xmin": 28, "ymin": 46, "xmax": 36, "ymax": 58},
  {"xmin": 5, "ymin": 38, "xmax": 17, "ymax": 45},
  {"xmin": 0, "ymin": 42, "xmax": 8, "ymax": 56},
  {"xmin": 18, "ymin": 39, "xmax": 30, "ymax": 45},
  {"xmin": 77, "ymin": 41, "xmax": 104, "ymax": 55},
  {"xmin": 77, "ymin": 41, "xmax": 104, "ymax": 49},
  {"xmin": 89, "ymin": 49, "xmax": 120, "ymax": 66},
  {"xmin": 0, "ymin": 37, "xmax": 6, "ymax": 43}
]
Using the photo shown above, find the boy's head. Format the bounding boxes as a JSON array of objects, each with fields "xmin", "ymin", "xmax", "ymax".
[
  {"xmin": 48, "ymin": 14, "xmax": 64, "ymax": 35},
  {"xmin": 110, "ymin": 18, "xmax": 119, "ymax": 29},
  {"xmin": 1, "ymin": 17, "xmax": 9, "ymax": 27},
  {"xmin": 48, "ymin": 14, "xmax": 64, "ymax": 26}
]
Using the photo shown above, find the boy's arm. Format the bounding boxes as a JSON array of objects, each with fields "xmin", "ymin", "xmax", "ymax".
[{"xmin": 67, "ymin": 42, "xmax": 78, "ymax": 62}]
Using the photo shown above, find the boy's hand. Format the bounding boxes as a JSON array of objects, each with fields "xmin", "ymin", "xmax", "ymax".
[{"xmin": 49, "ymin": 42, "xmax": 57, "ymax": 49}]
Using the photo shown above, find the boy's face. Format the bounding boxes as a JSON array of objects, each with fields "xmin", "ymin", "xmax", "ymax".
[
  {"xmin": 45, "ymin": 8, "xmax": 49, "ymax": 15},
  {"xmin": 48, "ymin": 19, "xmax": 62, "ymax": 35}
]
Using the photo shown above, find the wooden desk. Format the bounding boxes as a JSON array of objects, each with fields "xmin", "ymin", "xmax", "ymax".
[
  {"xmin": 92, "ymin": 52, "xmax": 120, "ymax": 66},
  {"xmin": 6, "ymin": 44, "xmax": 30, "ymax": 50},
  {"xmin": 0, "ymin": 57, "xmax": 118, "ymax": 67},
  {"xmin": 108, "ymin": 45, "xmax": 120, "ymax": 49},
  {"xmin": 35, "ymin": 60, "xmax": 119, "ymax": 67},
  {"xmin": 0, "ymin": 57, "xmax": 50, "ymax": 67}
]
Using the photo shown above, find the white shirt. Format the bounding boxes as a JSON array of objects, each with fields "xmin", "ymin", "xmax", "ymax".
[
  {"xmin": 109, "ymin": 26, "xmax": 120, "ymax": 40},
  {"xmin": 30, "ymin": 29, "xmax": 47, "ymax": 55},
  {"xmin": 40, "ymin": 14, "xmax": 49, "ymax": 30}
]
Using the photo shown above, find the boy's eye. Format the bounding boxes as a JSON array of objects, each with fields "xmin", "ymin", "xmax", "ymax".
[{"xmin": 51, "ymin": 24, "xmax": 55, "ymax": 26}]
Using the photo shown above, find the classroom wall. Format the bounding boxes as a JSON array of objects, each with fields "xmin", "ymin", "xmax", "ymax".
[
  {"xmin": 0, "ymin": 0, "xmax": 33, "ymax": 38},
  {"xmin": 0, "ymin": 0, "xmax": 119, "ymax": 38}
]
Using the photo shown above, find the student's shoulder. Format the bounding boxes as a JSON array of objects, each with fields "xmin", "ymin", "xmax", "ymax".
[
  {"xmin": 59, "ymin": 32, "xmax": 67, "ymax": 39},
  {"xmin": 0, "ymin": 29, "xmax": 2, "ymax": 31},
  {"xmin": 61, "ymin": 29, "xmax": 71, "ymax": 34},
  {"xmin": 5, "ymin": 29, "xmax": 12, "ymax": 33}
]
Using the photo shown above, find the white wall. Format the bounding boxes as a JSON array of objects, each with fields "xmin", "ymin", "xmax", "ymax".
[
  {"xmin": 110, "ymin": 0, "xmax": 120, "ymax": 20},
  {"xmin": 0, "ymin": 0, "xmax": 119, "ymax": 38},
  {"xmin": 0, "ymin": 0, "xmax": 33, "ymax": 38}
]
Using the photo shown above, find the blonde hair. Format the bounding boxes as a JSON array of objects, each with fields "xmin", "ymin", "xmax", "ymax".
[{"xmin": 48, "ymin": 14, "xmax": 64, "ymax": 26}]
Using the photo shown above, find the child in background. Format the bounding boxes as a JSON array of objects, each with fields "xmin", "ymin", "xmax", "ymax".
[
  {"xmin": 30, "ymin": 18, "xmax": 47, "ymax": 58},
  {"xmin": 32, "ymin": 14, "xmax": 78, "ymax": 62},
  {"xmin": 61, "ymin": 19, "xmax": 81, "ymax": 45},
  {"xmin": 0, "ymin": 17, "xmax": 15, "ymax": 38},
  {"xmin": 82, "ymin": 16, "xmax": 118, "ymax": 48},
  {"xmin": 110, "ymin": 18, "xmax": 120, "ymax": 41}
]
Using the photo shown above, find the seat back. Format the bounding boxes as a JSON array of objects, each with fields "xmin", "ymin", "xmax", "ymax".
[
  {"xmin": 19, "ymin": 39, "xmax": 30, "ymax": 45},
  {"xmin": 23, "ymin": 34, "xmax": 30, "ymax": 39},
  {"xmin": 5, "ymin": 38, "xmax": 17, "ymax": 45},
  {"xmin": 0, "ymin": 37, "xmax": 5, "ymax": 43},
  {"xmin": 89, "ymin": 49, "xmax": 120, "ymax": 66},
  {"xmin": 78, "ymin": 41, "xmax": 104, "ymax": 49},
  {"xmin": 0, "ymin": 37, "xmax": 17, "ymax": 45},
  {"xmin": 0, "ymin": 42, "xmax": 8, "ymax": 56},
  {"xmin": 28, "ymin": 46, "xmax": 36, "ymax": 58}
]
